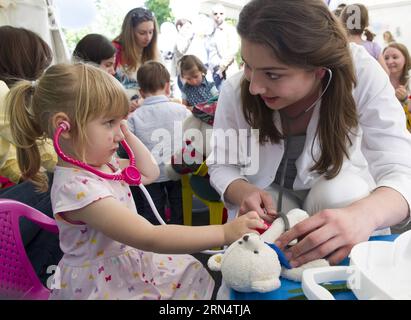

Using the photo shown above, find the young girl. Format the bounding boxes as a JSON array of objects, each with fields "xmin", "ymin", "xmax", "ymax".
[
  {"xmin": 179, "ymin": 55, "xmax": 219, "ymax": 108},
  {"xmin": 383, "ymin": 42, "xmax": 411, "ymax": 131},
  {"xmin": 5, "ymin": 63, "xmax": 264, "ymax": 300}
]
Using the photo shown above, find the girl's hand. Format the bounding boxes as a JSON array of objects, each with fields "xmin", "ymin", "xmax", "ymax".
[
  {"xmin": 238, "ymin": 188, "xmax": 277, "ymax": 222},
  {"xmin": 275, "ymin": 207, "xmax": 376, "ymax": 267},
  {"xmin": 120, "ymin": 120, "xmax": 132, "ymax": 138},
  {"xmin": 223, "ymin": 211, "xmax": 267, "ymax": 245},
  {"xmin": 395, "ymin": 86, "xmax": 408, "ymax": 102}
]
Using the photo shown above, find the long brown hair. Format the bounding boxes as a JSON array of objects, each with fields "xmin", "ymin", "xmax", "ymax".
[
  {"xmin": 114, "ymin": 7, "xmax": 160, "ymax": 71},
  {"xmin": 383, "ymin": 42, "xmax": 411, "ymax": 87},
  {"xmin": 0, "ymin": 26, "xmax": 53, "ymax": 87},
  {"xmin": 5, "ymin": 64, "xmax": 129, "ymax": 191},
  {"xmin": 237, "ymin": 0, "xmax": 358, "ymax": 179}
]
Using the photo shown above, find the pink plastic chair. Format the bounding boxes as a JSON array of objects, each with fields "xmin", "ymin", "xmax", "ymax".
[{"xmin": 0, "ymin": 199, "xmax": 58, "ymax": 299}]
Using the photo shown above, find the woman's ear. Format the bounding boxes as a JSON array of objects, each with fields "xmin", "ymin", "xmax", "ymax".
[
  {"xmin": 52, "ymin": 112, "xmax": 71, "ymax": 139},
  {"xmin": 315, "ymin": 68, "xmax": 327, "ymax": 79}
]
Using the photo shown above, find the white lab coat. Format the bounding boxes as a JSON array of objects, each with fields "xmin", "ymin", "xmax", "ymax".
[{"xmin": 208, "ymin": 44, "xmax": 411, "ymax": 217}]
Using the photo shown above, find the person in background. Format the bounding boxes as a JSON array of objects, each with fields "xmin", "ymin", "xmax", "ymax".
[
  {"xmin": 332, "ymin": 3, "xmax": 346, "ymax": 17},
  {"xmin": 383, "ymin": 42, "xmax": 411, "ymax": 130},
  {"xmin": 340, "ymin": 4, "xmax": 389, "ymax": 73},
  {"xmin": 127, "ymin": 61, "xmax": 191, "ymax": 225},
  {"xmin": 72, "ymin": 33, "xmax": 116, "ymax": 76},
  {"xmin": 0, "ymin": 25, "xmax": 57, "ymax": 185},
  {"xmin": 208, "ymin": 0, "xmax": 411, "ymax": 269},
  {"xmin": 113, "ymin": 7, "xmax": 161, "ymax": 112},
  {"xmin": 171, "ymin": 18, "xmax": 208, "ymax": 98},
  {"xmin": 0, "ymin": 25, "xmax": 61, "ymax": 285},
  {"xmin": 383, "ymin": 30, "xmax": 396, "ymax": 46},
  {"xmin": 206, "ymin": 3, "xmax": 239, "ymax": 91},
  {"xmin": 179, "ymin": 55, "xmax": 218, "ymax": 108}
]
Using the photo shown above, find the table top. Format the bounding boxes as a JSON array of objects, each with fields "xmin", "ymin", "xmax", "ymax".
[{"xmin": 231, "ymin": 234, "xmax": 399, "ymax": 300}]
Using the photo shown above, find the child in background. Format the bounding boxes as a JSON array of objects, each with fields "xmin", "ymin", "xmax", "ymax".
[
  {"xmin": 128, "ymin": 61, "xmax": 191, "ymax": 225},
  {"xmin": 72, "ymin": 33, "xmax": 116, "ymax": 76},
  {"xmin": 179, "ymin": 55, "xmax": 219, "ymax": 108},
  {"xmin": 6, "ymin": 63, "xmax": 265, "ymax": 300}
]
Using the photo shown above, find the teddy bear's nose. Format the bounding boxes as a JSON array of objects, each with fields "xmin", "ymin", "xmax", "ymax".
[{"xmin": 243, "ymin": 235, "xmax": 249, "ymax": 242}]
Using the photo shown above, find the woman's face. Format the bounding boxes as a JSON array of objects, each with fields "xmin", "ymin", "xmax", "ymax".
[
  {"xmin": 384, "ymin": 47, "xmax": 406, "ymax": 76},
  {"xmin": 134, "ymin": 21, "xmax": 155, "ymax": 48},
  {"xmin": 241, "ymin": 38, "xmax": 321, "ymax": 111},
  {"xmin": 100, "ymin": 55, "xmax": 116, "ymax": 75}
]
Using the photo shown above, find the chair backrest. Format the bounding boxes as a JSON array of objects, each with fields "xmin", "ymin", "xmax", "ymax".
[{"xmin": 0, "ymin": 199, "xmax": 58, "ymax": 300}]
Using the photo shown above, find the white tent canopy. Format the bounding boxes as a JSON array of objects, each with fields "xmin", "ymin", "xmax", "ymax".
[{"xmin": 0, "ymin": 0, "xmax": 70, "ymax": 64}]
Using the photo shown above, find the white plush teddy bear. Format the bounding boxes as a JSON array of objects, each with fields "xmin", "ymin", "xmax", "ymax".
[
  {"xmin": 207, "ymin": 209, "xmax": 330, "ymax": 293},
  {"xmin": 208, "ymin": 233, "xmax": 282, "ymax": 293}
]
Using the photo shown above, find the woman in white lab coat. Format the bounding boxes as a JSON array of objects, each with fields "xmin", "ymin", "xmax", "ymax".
[{"xmin": 208, "ymin": 0, "xmax": 411, "ymax": 267}]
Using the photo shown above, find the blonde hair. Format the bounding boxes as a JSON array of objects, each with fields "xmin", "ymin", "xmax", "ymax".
[
  {"xmin": 5, "ymin": 63, "xmax": 129, "ymax": 191},
  {"xmin": 238, "ymin": 0, "xmax": 358, "ymax": 179}
]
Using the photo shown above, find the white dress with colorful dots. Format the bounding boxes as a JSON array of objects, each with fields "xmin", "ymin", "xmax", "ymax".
[{"xmin": 49, "ymin": 164, "xmax": 214, "ymax": 300}]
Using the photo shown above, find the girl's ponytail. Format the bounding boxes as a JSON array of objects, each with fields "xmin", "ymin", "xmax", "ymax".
[{"xmin": 6, "ymin": 81, "xmax": 48, "ymax": 191}]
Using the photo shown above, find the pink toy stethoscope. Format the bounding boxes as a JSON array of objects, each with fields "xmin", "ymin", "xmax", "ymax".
[{"xmin": 53, "ymin": 121, "xmax": 225, "ymax": 255}]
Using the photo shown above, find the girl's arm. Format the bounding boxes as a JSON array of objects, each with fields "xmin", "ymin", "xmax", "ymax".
[
  {"xmin": 118, "ymin": 121, "xmax": 159, "ymax": 185},
  {"xmin": 64, "ymin": 197, "xmax": 266, "ymax": 254}
]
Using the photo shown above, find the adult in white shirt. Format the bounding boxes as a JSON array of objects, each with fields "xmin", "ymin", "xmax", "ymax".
[
  {"xmin": 208, "ymin": 0, "xmax": 411, "ymax": 267},
  {"xmin": 206, "ymin": 4, "xmax": 239, "ymax": 91}
]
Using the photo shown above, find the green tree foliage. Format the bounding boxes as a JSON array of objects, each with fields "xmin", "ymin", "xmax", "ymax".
[{"xmin": 144, "ymin": 0, "xmax": 174, "ymax": 26}]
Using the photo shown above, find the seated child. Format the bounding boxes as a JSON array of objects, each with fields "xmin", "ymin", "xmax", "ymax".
[{"xmin": 179, "ymin": 55, "xmax": 219, "ymax": 108}]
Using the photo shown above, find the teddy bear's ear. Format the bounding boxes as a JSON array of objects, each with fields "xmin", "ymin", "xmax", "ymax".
[{"xmin": 207, "ymin": 254, "xmax": 223, "ymax": 271}]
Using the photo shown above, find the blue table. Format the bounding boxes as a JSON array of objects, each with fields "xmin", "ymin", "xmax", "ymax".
[{"xmin": 231, "ymin": 234, "xmax": 399, "ymax": 300}]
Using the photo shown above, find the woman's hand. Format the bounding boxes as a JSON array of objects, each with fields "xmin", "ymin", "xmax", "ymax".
[
  {"xmin": 395, "ymin": 85, "xmax": 408, "ymax": 102},
  {"xmin": 238, "ymin": 188, "xmax": 277, "ymax": 222},
  {"xmin": 223, "ymin": 211, "xmax": 267, "ymax": 245},
  {"xmin": 275, "ymin": 207, "xmax": 376, "ymax": 267}
]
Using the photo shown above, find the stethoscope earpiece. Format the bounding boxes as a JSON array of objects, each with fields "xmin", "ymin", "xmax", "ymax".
[{"xmin": 58, "ymin": 121, "xmax": 71, "ymax": 131}]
